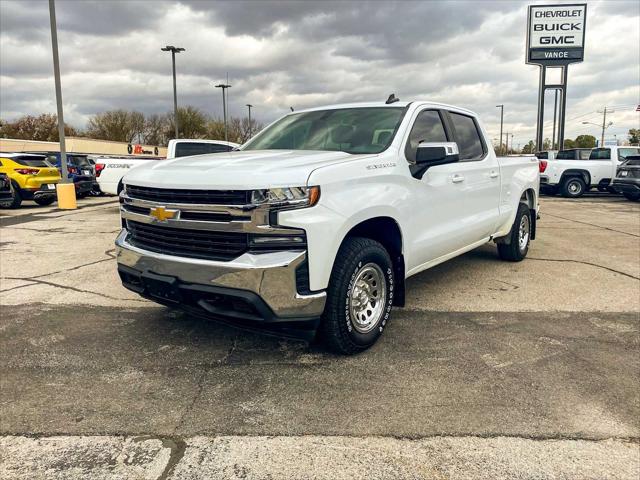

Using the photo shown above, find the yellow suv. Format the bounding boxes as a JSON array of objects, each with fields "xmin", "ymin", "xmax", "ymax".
[{"xmin": 0, "ymin": 153, "xmax": 61, "ymax": 208}]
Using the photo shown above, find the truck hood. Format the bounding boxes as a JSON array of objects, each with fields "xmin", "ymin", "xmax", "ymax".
[{"xmin": 123, "ymin": 149, "xmax": 361, "ymax": 189}]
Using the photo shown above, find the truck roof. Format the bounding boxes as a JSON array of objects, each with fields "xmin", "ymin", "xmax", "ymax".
[{"xmin": 294, "ymin": 101, "xmax": 478, "ymax": 117}]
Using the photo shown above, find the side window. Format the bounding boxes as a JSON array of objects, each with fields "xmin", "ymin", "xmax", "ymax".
[
  {"xmin": 448, "ymin": 112, "xmax": 485, "ymax": 161},
  {"xmin": 405, "ymin": 110, "xmax": 448, "ymax": 162},
  {"xmin": 578, "ymin": 150, "xmax": 591, "ymax": 160},
  {"xmin": 589, "ymin": 148, "xmax": 611, "ymax": 160}
]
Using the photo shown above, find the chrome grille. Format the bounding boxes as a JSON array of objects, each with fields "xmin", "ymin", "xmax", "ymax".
[
  {"xmin": 126, "ymin": 220, "xmax": 248, "ymax": 261},
  {"xmin": 126, "ymin": 185, "xmax": 250, "ymax": 205}
]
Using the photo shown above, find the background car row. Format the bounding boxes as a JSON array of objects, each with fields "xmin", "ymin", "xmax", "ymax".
[{"xmin": 536, "ymin": 145, "xmax": 640, "ymax": 200}]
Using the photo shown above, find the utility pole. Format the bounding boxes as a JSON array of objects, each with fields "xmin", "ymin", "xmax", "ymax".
[
  {"xmin": 246, "ymin": 104, "xmax": 253, "ymax": 139},
  {"xmin": 496, "ymin": 105, "xmax": 504, "ymax": 155},
  {"xmin": 600, "ymin": 106, "xmax": 608, "ymax": 147},
  {"xmin": 511, "ymin": 133, "xmax": 514, "ymax": 154},
  {"xmin": 215, "ymin": 82, "xmax": 232, "ymax": 142},
  {"xmin": 504, "ymin": 132, "xmax": 509, "ymax": 155},
  {"xmin": 161, "ymin": 45, "xmax": 185, "ymax": 139}
]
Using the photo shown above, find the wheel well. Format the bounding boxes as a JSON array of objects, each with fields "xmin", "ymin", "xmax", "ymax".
[
  {"xmin": 117, "ymin": 180, "xmax": 124, "ymax": 195},
  {"xmin": 343, "ymin": 217, "xmax": 405, "ymax": 307},
  {"xmin": 560, "ymin": 169, "xmax": 590, "ymax": 186},
  {"xmin": 520, "ymin": 189, "xmax": 537, "ymax": 240}
]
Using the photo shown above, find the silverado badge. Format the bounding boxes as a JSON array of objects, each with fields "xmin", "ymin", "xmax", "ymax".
[{"xmin": 149, "ymin": 206, "xmax": 178, "ymax": 222}]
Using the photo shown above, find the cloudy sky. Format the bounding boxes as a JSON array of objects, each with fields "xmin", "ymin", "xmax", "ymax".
[{"xmin": 1, "ymin": 0, "xmax": 638, "ymax": 147}]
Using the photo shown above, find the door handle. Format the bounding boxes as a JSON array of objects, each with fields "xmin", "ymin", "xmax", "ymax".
[
  {"xmin": 489, "ymin": 171, "xmax": 499, "ymax": 178},
  {"xmin": 452, "ymin": 174, "xmax": 465, "ymax": 183}
]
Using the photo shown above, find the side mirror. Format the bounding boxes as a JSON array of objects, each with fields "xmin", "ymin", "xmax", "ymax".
[
  {"xmin": 416, "ymin": 142, "xmax": 460, "ymax": 166},
  {"xmin": 411, "ymin": 142, "xmax": 460, "ymax": 180}
]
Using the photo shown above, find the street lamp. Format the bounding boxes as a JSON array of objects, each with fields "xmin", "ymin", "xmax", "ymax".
[
  {"xmin": 582, "ymin": 120, "xmax": 613, "ymax": 147},
  {"xmin": 161, "ymin": 45, "xmax": 185, "ymax": 139},
  {"xmin": 496, "ymin": 105, "xmax": 504, "ymax": 155},
  {"xmin": 246, "ymin": 104, "xmax": 253, "ymax": 139},
  {"xmin": 215, "ymin": 82, "xmax": 232, "ymax": 142}
]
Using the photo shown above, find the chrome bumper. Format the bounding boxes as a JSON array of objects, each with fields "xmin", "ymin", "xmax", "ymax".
[{"xmin": 115, "ymin": 230, "xmax": 326, "ymax": 319}]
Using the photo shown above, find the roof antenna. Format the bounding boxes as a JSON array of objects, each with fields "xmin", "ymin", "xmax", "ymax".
[{"xmin": 385, "ymin": 93, "xmax": 399, "ymax": 104}]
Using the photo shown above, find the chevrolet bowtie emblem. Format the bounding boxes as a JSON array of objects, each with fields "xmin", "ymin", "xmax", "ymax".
[{"xmin": 149, "ymin": 206, "xmax": 178, "ymax": 222}]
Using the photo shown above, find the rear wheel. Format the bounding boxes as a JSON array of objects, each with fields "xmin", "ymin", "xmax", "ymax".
[
  {"xmin": 77, "ymin": 191, "xmax": 88, "ymax": 199},
  {"xmin": 623, "ymin": 192, "xmax": 640, "ymax": 201},
  {"xmin": 321, "ymin": 237, "xmax": 394, "ymax": 355},
  {"xmin": 34, "ymin": 196, "xmax": 55, "ymax": 206},
  {"xmin": 497, "ymin": 203, "xmax": 531, "ymax": 262},
  {"xmin": 561, "ymin": 177, "xmax": 586, "ymax": 198}
]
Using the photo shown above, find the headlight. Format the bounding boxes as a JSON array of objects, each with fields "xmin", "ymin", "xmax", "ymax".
[{"xmin": 250, "ymin": 186, "xmax": 320, "ymax": 209}]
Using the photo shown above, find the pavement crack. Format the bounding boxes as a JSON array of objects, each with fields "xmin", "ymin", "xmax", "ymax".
[
  {"xmin": 171, "ymin": 335, "xmax": 240, "ymax": 435},
  {"xmin": 543, "ymin": 212, "xmax": 640, "ymax": 238},
  {"xmin": 1, "ymin": 276, "xmax": 148, "ymax": 302},
  {"xmin": 528, "ymin": 257, "xmax": 640, "ymax": 280}
]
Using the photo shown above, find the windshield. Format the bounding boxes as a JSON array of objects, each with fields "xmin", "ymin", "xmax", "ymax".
[
  {"xmin": 9, "ymin": 156, "xmax": 52, "ymax": 167},
  {"xmin": 619, "ymin": 148, "xmax": 640, "ymax": 161},
  {"xmin": 242, "ymin": 107, "xmax": 406, "ymax": 154}
]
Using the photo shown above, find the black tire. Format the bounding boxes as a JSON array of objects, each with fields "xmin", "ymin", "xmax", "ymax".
[
  {"xmin": 77, "ymin": 191, "xmax": 88, "ymax": 199},
  {"xmin": 623, "ymin": 192, "xmax": 640, "ymax": 201},
  {"xmin": 4, "ymin": 185, "xmax": 22, "ymax": 209},
  {"xmin": 561, "ymin": 177, "xmax": 586, "ymax": 198},
  {"xmin": 34, "ymin": 196, "xmax": 55, "ymax": 206},
  {"xmin": 321, "ymin": 237, "xmax": 394, "ymax": 355},
  {"xmin": 497, "ymin": 203, "xmax": 531, "ymax": 262}
]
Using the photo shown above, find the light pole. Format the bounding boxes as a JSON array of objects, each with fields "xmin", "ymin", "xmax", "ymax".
[
  {"xmin": 215, "ymin": 82, "xmax": 232, "ymax": 142},
  {"xmin": 496, "ymin": 105, "xmax": 504, "ymax": 155},
  {"xmin": 48, "ymin": 0, "xmax": 76, "ymax": 209},
  {"xmin": 161, "ymin": 45, "xmax": 185, "ymax": 139},
  {"xmin": 246, "ymin": 104, "xmax": 253, "ymax": 139}
]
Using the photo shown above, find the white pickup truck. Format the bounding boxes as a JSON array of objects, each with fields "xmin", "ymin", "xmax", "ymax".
[
  {"xmin": 540, "ymin": 146, "xmax": 640, "ymax": 197},
  {"xmin": 116, "ymin": 101, "xmax": 540, "ymax": 354},
  {"xmin": 96, "ymin": 139, "xmax": 239, "ymax": 195}
]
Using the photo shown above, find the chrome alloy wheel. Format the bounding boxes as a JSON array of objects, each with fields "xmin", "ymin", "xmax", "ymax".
[
  {"xmin": 568, "ymin": 180, "xmax": 582, "ymax": 194},
  {"xmin": 349, "ymin": 263, "xmax": 387, "ymax": 334},
  {"xmin": 518, "ymin": 214, "xmax": 530, "ymax": 252}
]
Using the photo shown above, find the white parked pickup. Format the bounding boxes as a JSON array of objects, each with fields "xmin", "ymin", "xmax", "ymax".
[
  {"xmin": 116, "ymin": 101, "xmax": 540, "ymax": 354},
  {"xmin": 96, "ymin": 139, "xmax": 239, "ymax": 195}
]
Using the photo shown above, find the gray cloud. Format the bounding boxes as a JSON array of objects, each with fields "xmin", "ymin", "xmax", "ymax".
[{"xmin": 0, "ymin": 0, "xmax": 638, "ymax": 147}]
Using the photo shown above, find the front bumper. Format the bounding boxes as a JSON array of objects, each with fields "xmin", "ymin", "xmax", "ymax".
[
  {"xmin": 611, "ymin": 179, "xmax": 640, "ymax": 195},
  {"xmin": 115, "ymin": 230, "xmax": 326, "ymax": 334}
]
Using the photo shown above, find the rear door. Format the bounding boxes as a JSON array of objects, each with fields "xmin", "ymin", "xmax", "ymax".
[
  {"xmin": 442, "ymin": 110, "xmax": 501, "ymax": 246},
  {"xmin": 403, "ymin": 109, "xmax": 500, "ymax": 269}
]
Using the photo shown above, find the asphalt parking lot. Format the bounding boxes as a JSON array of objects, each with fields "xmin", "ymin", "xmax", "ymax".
[{"xmin": 1, "ymin": 194, "xmax": 639, "ymax": 479}]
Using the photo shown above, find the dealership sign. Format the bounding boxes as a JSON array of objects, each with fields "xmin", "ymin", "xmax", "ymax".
[{"xmin": 527, "ymin": 3, "xmax": 587, "ymax": 65}]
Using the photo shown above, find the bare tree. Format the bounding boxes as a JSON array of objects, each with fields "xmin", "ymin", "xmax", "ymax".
[
  {"xmin": 86, "ymin": 110, "xmax": 145, "ymax": 143},
  {"xmin": 0, "ymin": 113, "xmax": 78, "ymax": 141}
]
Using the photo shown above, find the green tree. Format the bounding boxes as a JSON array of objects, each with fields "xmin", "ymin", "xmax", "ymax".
[
  {"xmin": 86, "ymin": 110, "xmax": 144, "ymax": 143},
  {"xmin": 542, "ymin": 138, "xmax": 552, "ymax": 150},
  {"xmin": 574, "ymin": 134, "xmax": 596, "ymax": 148},
  {"xmin": 563, "ymin": 138, "xmax": 575, "ymax": 149},
  {"xmin": 521, "ymin": 140, "xmax": 536, "ymax": 154},
  {"xmin": 0, "ymin": 113, "xmax": 78, "ymax": 141},
  {"xmin": 628, "ymin": 128, "xmax": 640, "ymax": 145}
]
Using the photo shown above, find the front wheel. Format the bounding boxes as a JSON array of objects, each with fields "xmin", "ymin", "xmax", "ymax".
[
  {"xmin": 497, "ymin": 203, "xmax": 531, "ymax": 262},
  {"xmin": 321, "ymin": 237, "xmax": 394, "ymax": 355},
  {"xmin": 3, "ymin": 186, "xmax": 22, "ymax": 209}
]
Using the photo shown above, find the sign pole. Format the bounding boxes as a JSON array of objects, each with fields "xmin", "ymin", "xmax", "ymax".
[{"xmin": 558, "ymin": 66, "xmax": 569, "ymax": 149}]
